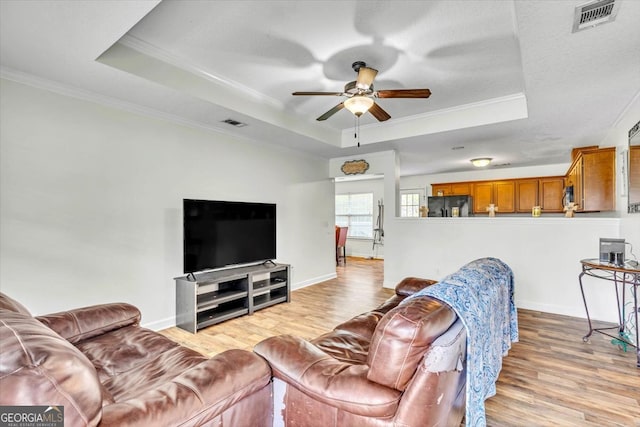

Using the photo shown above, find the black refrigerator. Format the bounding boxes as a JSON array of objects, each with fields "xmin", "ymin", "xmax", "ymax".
[{"xmin": 427, "ymin": 195, "xmax": 473, "ymax": 217}]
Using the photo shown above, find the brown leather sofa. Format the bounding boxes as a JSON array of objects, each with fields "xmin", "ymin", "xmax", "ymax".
[
  {"xmin": 0, "ymin": 292, "xmax": 272, "ymax": 427},
  {"xmin": 254, "ymin": 277, "xmax": 467, "ymax": 427}
]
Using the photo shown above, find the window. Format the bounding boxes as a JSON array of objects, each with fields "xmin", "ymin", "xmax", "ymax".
[
  {"xmin": 400, "ymin": 189, "xmax": 424, "ymax": 217},
  {"xmin": 335, "ymin": 193, "xmax": 373, "ymax": 238}
]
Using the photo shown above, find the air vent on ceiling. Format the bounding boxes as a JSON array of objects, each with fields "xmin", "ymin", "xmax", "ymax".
[
  {"xmin": 221, "ymin": 118, "xmax": 247, "ymax": 128},
  {"xmin": 572, "ymin": 0, "xmax": 619, "ymax": 33}
]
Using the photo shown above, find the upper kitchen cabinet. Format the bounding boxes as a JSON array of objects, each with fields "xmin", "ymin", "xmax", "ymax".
[
  {"xmin": 538, "ymin": 177, "xmax": 565, "ymax": 213},
  {"xmin": 431, "ymin": 182, "xmax": 471, "ymax": 196},
  {"xmin": 515, "ymin": 179, "xmax": 540, "ymax": 213},
  {"xmin": 565, "ymin": 147, "xmax": 615, "ymax": 212},
  {"xmin": 432, "ymin": 176, "xmax": 565, "ymax": 215},
  {"xmin": 472, "ymin": 180, "xmax": 515, "ymax": 214}
]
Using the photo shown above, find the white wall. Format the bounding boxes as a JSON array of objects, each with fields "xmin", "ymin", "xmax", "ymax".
[
  {"xmin": 387, "ymin": 217, "xmax": 621, "ymax": 322},
  {"xmin": 335, "ymin": 178, "xmax": 385, "ymax": 259},
  {"xmin": 0, "ymin": 78, "xmax": 336, "ymax": 329}
]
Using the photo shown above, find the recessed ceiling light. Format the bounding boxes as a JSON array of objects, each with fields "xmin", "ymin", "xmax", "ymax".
[{"xmin": 471, "ymin": 158, "xmax": 492, "ymax": 167}]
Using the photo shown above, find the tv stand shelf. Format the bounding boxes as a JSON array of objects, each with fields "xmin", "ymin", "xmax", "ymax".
[{"xmin": 175, "ymin": 262, "xmax": 291, "ymax": 333}]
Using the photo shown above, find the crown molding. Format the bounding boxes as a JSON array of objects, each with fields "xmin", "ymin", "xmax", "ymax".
[
  {"xmin": 0, "ymin": 66, "xmax": 257, "ymax": 144},
  {"xmin": 117, "ymin": 34, "xmax": 282, "ymax": 109},
  {"xmin": 612, "ymin": 88, "xmax": 640, "ymax": 129}
]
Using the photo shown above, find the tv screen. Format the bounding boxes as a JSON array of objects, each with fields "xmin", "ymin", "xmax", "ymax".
[{"xmin": 183, "ymin": 199, "xmax": 276, "ymax": 273}]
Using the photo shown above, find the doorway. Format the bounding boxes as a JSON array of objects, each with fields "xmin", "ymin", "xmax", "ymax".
[{"xmin": 334, "ymin": 174, "xmax": 385, "ymax": 266}]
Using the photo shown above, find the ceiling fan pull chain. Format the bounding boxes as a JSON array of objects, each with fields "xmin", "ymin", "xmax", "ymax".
[{"xmin": 354, "ymin": 114, "xmax": 357, "ymax": 139}]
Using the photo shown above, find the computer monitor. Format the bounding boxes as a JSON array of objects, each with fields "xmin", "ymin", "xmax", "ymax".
[{"xmin": 599, "ymin": 238, "xmax": 625, "ymax": 263}]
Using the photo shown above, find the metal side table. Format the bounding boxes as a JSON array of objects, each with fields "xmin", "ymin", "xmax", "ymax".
[{"xmin": 579, "ymin": 258, "xmax": 640, "ymax": 368}]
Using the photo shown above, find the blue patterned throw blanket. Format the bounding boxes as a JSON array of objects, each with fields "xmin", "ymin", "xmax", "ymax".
[{"xmin": 404, "ymin": 257, "xmax": 518, "ymax": 427}]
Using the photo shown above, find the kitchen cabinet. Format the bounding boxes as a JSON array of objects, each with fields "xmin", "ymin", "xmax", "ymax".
[
  {"xmin": 472, "ymin": 180, "xmax": 514, "ymax": 214},
  {"xmin": 566, "ymin": 157, "xmax": 583, "ymax": 210},
  {"xmin": 431, "ymin": 182, "xmax": 471, "ymax": 196},
  {"xmin": 515, "ymin": 179, "xmax": 539, "ymax": 213},
  {"xmin": 431, "ymin": 184, "xmax": 449, "ymax": 196},
  {"xmin": 538, "ymin": 177, "xmax": 565, "ymax": 212},
  {"xmin": 472, "ymin": 182, "xmax": 493, "ymax": 212},
  {"xmin": 493, "ymin": 181, "xmax": 515, "ymax": 213},
  {"xmin": 434, "ymin": 176, "xmax": 563, "ymax": 215},
  {"xmin": 515, "ymin": 177, "xmax": 565, "ymax": 213},
  {"xmin": 431, "ymin": 174, "xmax": 565, "ymax": 215},
  {"xmin": 630, "ymin": 146, "xmax": 640, "ymax": 212},
  {"xmin": 565, "ymin": 147, "xmax": 615, "ymax": 212}
]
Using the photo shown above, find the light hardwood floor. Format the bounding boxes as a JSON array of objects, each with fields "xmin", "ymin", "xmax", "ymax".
[{"xmin": 160, "ymin": 258, "xmax": 640, "ymax": 426}]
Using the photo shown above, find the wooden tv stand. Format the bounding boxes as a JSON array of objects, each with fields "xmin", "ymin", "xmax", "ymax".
[{"xmin": 175, "ymin": 262, "xmax": 290, "ymax": 333}]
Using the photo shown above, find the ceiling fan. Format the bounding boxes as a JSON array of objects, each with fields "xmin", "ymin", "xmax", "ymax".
[{"xmin": 292, "ymin": 61, "xmax": 431, "ymax": 122}]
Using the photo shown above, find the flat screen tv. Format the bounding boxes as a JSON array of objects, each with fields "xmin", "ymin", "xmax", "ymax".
[{"xmin": 183, "ymin": 199, "xmax": 276, "ymax": 273}]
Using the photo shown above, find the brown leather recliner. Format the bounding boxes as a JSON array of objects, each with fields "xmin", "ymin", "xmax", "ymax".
[
  {"xmin": 0, "ymin": 292, "xmax": 273, "ymax": 427},
  {"xmin": 254, "ymin": 278, "xmax": 467, "ymax": 427}
]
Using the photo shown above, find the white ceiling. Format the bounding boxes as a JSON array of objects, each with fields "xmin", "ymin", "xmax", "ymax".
[{"xmin": 1, "ymin": 0, "xmax": 639, "ymax": 176}]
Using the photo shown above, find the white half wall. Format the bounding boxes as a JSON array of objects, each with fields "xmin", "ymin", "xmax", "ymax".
[
  {"xmin": 0, "ymin": 78, "xmax": 336, "ymax": 329},
  {"xmin": 385, "ymin": 217, "xmax": 622, "ymax": 322}
]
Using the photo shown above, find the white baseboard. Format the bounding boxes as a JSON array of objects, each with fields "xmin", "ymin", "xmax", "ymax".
[
  {"xmin": 349, "ymin": 252, "xmax": 384, "ymax": 260},
  {"xmin": 291, "ymin": 272, "xmax": 337, "ymax": 290},
  {"xmin": 142, "ymin": 316, "xmax": 176, "ymax": 332},
  {"xmin": 516, "ymin": 300, "xmax": 616, "ymax": 323}
]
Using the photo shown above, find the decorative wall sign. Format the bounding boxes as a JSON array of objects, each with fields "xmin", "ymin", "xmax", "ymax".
[{"xmin": 341, "ymin": 159, "xmax": 370, "ymax": 175}]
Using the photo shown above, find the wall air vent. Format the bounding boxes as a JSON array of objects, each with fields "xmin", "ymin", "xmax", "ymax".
[
  {"xmin": 221, "ymin": 118, "xmax": 247, "ymax": 128},
  {"xmin": 572, "ymin": 0, "xmax": 620, "ymax": 33}
]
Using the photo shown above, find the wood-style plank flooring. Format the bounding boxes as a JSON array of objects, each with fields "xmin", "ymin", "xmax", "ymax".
[{"xmin": 160, "ymin": 258, "xmax": 640, "ymax": 426}]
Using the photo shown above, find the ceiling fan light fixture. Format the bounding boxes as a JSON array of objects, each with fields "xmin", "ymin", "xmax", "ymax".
[
  {"xmin": 344, "ymin": 96, "xmax": 374, "ymax": 117},
  {"xmin": 471, "ymin": 157, "xmax": 492, "ymax": 167},
  {"xmin": 355, "ymin": 66, "xmax": 378, "ymax": 90}
]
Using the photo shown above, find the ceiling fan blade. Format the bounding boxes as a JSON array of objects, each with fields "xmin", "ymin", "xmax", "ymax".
[
  {"xmin": 369, "ymin": 102, "xmax": 391, "ymax": 122},
  {"xmin": 356, "ymin": 67, "xmax": 378, "ymax": 89},
  {"xmin": 376, "ymin": 89, "xmax": 432, "ymax": 98},
  {"xmin": 317, "ymin": 103, "xmax": 345, "ymax": 121},
  {"xmin": 292, "ymin": 91, "xmax": 344, "ymax": 96}
]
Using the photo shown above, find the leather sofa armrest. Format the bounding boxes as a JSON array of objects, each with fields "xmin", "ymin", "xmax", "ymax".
[
  {"xmin": 395, "ymin": 277, "xmax": 438, "ymax": 296},
  {"xmin": 254, "ymin": 335, "xmax": 401, "ymax": 418},
  {"xmin": 37, "ymin": 303, "xmax": 141, "ymax": 344}
]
